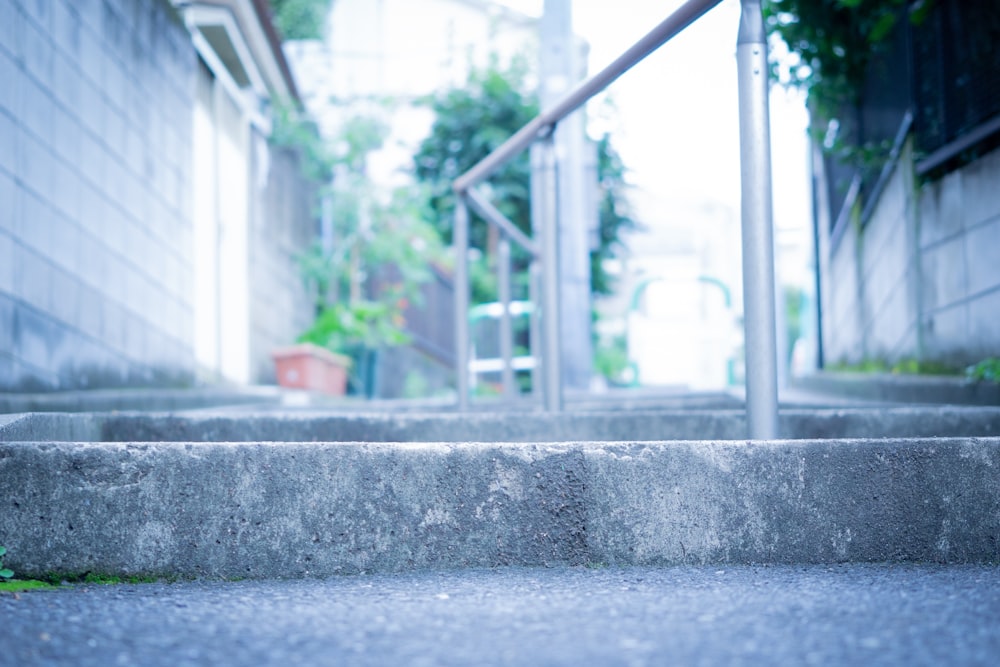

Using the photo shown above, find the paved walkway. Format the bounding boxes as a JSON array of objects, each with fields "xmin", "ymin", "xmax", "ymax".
[{"xmin": 4, "ymin": 564, "xmax": 999, "ymax": 666}]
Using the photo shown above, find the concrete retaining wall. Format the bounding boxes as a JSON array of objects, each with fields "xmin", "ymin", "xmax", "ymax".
[
  {"xmin": 1, "ymin": 438, "xmax": 998, "ymax": 578},
  {"xmin": 820, "ymin": 139, "xmax": 1000, "ymax": 367}
]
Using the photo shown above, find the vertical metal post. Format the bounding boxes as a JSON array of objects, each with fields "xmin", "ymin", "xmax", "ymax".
[
  {"xmin": 540, "ymin": 138, "xmax": 563, "ymax": 412},
  {"xmin": 454, "ymin": 196, "xmax": 471, "ymax": 410},
  {"xmin": 541, "ymin": 0, "xmax": 592, "ymax": 392},
  {"xmin": 529, "ymin": 145, "xmax": 545, "ymax": 403},
  {"xmin": 498, "ymin": 235, "xmax": 516, "ymax": 400},
  {"xmin": 737, "ymin": 0, "xmax": 779, "ymax": 439},
  {"xmin": 529, "ymin": 260, "xmax": 542, "ymax": 400}
]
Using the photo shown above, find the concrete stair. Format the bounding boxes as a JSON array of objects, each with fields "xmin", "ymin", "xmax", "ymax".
[{"xmin": 2, "ymin": 396, "xmax": 999, "ymax": 580}]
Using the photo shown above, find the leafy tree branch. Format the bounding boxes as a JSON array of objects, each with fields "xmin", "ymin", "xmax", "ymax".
[
  {"xmin": 765, "ymin": 0, "xmax": 934, "ymax": 123},
  {"xmin": 267, "ymin": 0, "xmax": 333, "ymax": 40},
  {"xmin": 413, "ymin": 58, "xmax": 636, "ymax": 302}
]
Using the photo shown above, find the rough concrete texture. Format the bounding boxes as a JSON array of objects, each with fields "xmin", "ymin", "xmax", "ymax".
[
  {"xmin": 792, "ymin": 372, "xmax": 1000, "ymax": 406},
  {"xmin": 0, "ymin": 440, "xmax": 588, "ymax": 578},
  {"xmin": 0, "ymin": 386, "xmax": 745, "ymax": 416},
  {"xmin": 0, "ymin": 413, "xmax": 104, "ymax": 442},
  {"xmin": 0, "ymin": 386, "xmax": 326, "ymax": 414},
  {"xmin": 583, "ymin": 438, "xmax": 1000, "ymax": 565},
  {"xmin": 1, "ymin": 438, "xmax": 998, "ymax": 579},
  {"xmin": 3, "ymin": 406, "xmax": 1000, "ymax": 443}
]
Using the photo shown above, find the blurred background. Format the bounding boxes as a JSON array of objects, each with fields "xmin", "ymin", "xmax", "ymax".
[{"xmin": 1, "ymin": 0, "xmax": 998, "ymax": 399}]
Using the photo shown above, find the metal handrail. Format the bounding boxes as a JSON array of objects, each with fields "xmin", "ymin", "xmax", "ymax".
[
  {"xmin": 453, "ymin": 0, "xmax": 724, "ymax": 194},
  {"xmin": 464, "ymin": 188, "xmax": 539, "ymax": 256},
  {"xmin": 449, "ymin": 0, "xmax": 780, "ymax": 438}
]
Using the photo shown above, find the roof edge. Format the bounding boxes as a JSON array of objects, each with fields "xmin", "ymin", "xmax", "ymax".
[{"xmin": 250, "ymin": 0, "xmax": 302, "ymax": 102}]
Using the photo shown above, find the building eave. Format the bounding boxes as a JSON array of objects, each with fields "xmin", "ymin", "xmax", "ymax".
[{"xmin": 174, "ymin": 0, "xmax": 301, "ymax": 103}]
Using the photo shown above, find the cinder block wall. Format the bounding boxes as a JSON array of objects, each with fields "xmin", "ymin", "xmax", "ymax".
[
  {"xmin": 0, "ymin": 0, "xmax": 196, "ymax": 391},
  {"xmin": 248, "ymin": 141, "xmax": 317, "ymax": 383},
  {"xmin": 820, "ymin": 141, "xmax": 1000, "ymax": 368},
  {"xmin": 918, "ymin": 146, "xmax": 1000, "ymax": 364}
]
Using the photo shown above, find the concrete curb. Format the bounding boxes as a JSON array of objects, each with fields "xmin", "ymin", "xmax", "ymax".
[
  {"xmin": 0, "ymin": 386, "xmax": 748, "ymax": 415},
  {"xmin": 791, "ymin": 372, "xmax": 1000, "ymax": 406},
  {"xmin": 3, "ymin": 406, "xmax": 1000, "ymax": 443},
  {"xmin": 2, "ymin": 438, "xmax": 998, "ymax": 578},
  {"xmin": 0, "ymin": 387, "xmax": 297, "ymax": 414}
]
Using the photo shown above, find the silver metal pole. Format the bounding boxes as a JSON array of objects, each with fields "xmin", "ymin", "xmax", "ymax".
[
  {"xmin": 454, "ymin": 197, "xmax": 471, "ymax": 410},
  {"xmin": 529, "ymin": 260, "xmax": 542, "ymax": 401},
  {"xmin": 737, "ymin": 0, "xmax": 779, "ymax": 439},
  {"xmin": 530, "ymin": 145, "xmax": 545, "ymax": 404},
  {"xmin": 540, "ymin": 139, "xmax": 563, "ymax": 412},
  {"xmin": 466, "ymin": 188, "xmax": 538, "ymax": 257},
  {"xmin": 498, "ymin": 235, "xmax": 516, "ymax": 400}
]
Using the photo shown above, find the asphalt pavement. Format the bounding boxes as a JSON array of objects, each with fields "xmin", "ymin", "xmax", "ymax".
[{"xmin": 3, "ymin": 563, "xmax": 999, "ymax": 666}]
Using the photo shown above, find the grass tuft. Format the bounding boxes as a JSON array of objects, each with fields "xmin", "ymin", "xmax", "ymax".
[{"xmin": 0, "ymin": 580, "xmax": 58, "ymax": 593}]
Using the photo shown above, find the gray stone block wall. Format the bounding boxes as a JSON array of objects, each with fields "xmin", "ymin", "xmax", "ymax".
[
  {"xmin": 821, "ymin": 140, "xmax": 1000, "ymax": 368},
  {"xmin": 822, "ymin": 218, "xmax": 862, "ymax": 365},
  {"xmin": 248, "ymin": 140, "xmax": 317, "ymax": 383},
  {"xmin": 0, "ymin": 0, "xmax": 196, "ymax": 390},
  {"xmin": 920, "ymin": 146, "xmax": 1000, "ymax": 363},
  {"xmin": 858, "ymin": 157, "xmax": 920, "ymax": 361}
]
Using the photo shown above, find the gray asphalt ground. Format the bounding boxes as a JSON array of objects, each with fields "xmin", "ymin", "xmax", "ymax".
[{"xmin": 3, "ymin": 564, "xmax": 999, "ymax": 666}]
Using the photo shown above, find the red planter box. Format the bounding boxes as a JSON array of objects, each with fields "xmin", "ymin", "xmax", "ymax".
[{"xmin": 272, "ymin": 344, "xmax": 351, "ymax": 395}]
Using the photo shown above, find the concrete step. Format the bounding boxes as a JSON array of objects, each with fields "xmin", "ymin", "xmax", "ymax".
[
  {"xmin": 791, "ymin": 371, "xmax": 1000, "ymax": 406},
  {"xmin": 2, "ymin": 433, "xmax": 998, "ymax": 579},
  {"xmin": 4, "ymin": 405, "xmax": 1000, "ymax": 442}
]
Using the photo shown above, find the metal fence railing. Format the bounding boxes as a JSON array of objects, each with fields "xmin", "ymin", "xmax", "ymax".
[
  {"xmin": 450, "ymin": 0, "xmax": 781, "ymax": 439},
  {"xmin": 911, "ymin": 0, "xmax": 1000, "ymax": 174},
  {"xmin": 823, "ymin": 0, "xmax": 1000, "ymax": 232}
]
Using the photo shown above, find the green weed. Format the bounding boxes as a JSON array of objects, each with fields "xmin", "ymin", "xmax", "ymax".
[
  {"xmin": 0, "ymin": 547, "xmax": 58, "ymax": 593},
  {"xmin": 0, "ymin": 579, "xmax": 57, "ymax": 593},
  {"xmin": 829, "ymin": 358, "xmax": 961, "ymax": 376},
  {"xmin": 967, "ymin": 358, "xmax": 1000, "ymax": 383},
  {"xmin": 0, "ymin": 546, "xmax": 14, "ymax": 580}
]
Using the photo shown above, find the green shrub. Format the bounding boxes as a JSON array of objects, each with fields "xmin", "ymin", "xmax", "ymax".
[{"xmin": 967, "ymin": 358, "xmax": 1000, "ymax": 383}]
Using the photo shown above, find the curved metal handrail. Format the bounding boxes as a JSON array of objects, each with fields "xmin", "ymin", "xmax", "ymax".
[
  {"xmin": 453, "ymin": 0, "xmax": 724, "ymax": 193},
  {"xmin": 450, "ymin": 0, "xmax": 780, "ymax": 439}
]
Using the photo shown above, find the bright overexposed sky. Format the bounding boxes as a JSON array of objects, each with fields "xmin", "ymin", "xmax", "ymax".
[{"xmin": 497, "ymin": 0, "xmax": 813, "ymax": 287}]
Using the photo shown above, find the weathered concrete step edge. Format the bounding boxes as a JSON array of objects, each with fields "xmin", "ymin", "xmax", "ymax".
[
  {"xmin": 4, "ymin": 406, "xmax": 1000, "ymax": 442},
  {"xmin": 792, "ymin": 372, "xmax": 1000, "ymax": 406},
  {"xmin": 1, "ymin": 438, "xmax": 998, "ymax": 579}
]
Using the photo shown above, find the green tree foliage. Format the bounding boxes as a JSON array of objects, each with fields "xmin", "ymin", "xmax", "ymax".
[
  {"xmin": 271, "ymin": 102, "xmax": 444, "ymax": 391},
  {"xmin": 591, "ymin": 133, "xmax": 635, "ymax": 296},
  {"xmin": 413, "ymin": 59, "xmax": 635, "ymax": 300},
  {"xmin": 267, "ymin": 0, "xmax": 333, "ymax": 40},
  {"xmin": 765, "ymin": 0, "xmax": 934, "ymax": 121},
  {"xmin": 414, "ymin": 60, "xmax": 538, "ymax": 251}
]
